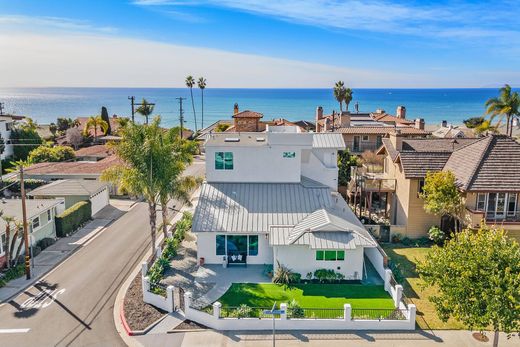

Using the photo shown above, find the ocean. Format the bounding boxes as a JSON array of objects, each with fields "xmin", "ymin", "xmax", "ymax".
[{"xmin": 0, "ymin": 88, "xmax": 508, "ymax": 129}]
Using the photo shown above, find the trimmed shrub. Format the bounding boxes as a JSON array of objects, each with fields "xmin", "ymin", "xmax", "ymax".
[
  {"xmin": 233, "ymin": 304, "xmax": 252, "ymax": 318},
  {"xmin": 273, "ymin": 262, "xmax": 295, "ymax": 285},
  {"xmin": 0, "ymin": 264, "xmax": 25, "ymax": 288},
  {"xmin": 55, "ymin": 201, "xmax": 92, "ymax": 237},
  {"xmin": 36, "ymin": 237, "xmax": 55, "ymax": 250},
  {"xmin": 288, "ymin": 299, "xmax": 304, "ymax": 318},
  {"xmin": 428, "ymin": 226, "xmax": 446, "ymax": 245}
]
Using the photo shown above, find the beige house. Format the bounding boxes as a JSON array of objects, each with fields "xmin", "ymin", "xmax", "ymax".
[{"xmin": 372, "ymin": 132, "xmax": 520, "ymax": 240}]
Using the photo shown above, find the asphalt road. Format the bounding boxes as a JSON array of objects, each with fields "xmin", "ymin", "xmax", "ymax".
[{"xmin": 0, "ymin": 161, "xmax": 205, "ymax": 347}]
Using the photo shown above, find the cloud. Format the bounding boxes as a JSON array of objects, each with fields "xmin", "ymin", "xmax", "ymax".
[{"xmin": 0, "ymin": 15, "xmax": 116, "ymax": 34}]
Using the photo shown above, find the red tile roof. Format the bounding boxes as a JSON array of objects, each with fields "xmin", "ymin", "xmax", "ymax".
[
  {"xmin": 232, "ymin": 110, "xmax": 263, "ymax": 118},
  {"xmin": 75, "ymin": 144, "xmax": 113, "ymax": 158},
  {"xmin": 24, "ymin": 155, "xmax": 121, "ymax": 176},
  {"xmin": 337, "ymin": 127, "xmax": 430, "ymax": 135}
]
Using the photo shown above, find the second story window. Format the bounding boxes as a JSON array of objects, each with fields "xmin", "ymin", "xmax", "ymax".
[
  {"xmin": 215, "ymin": 152, "xmax": 233, "ymax": 170},
  {"xmin": 283, "ymin": 152, "xmax": 295, "ymax": 158},
  {"xmin": 32, "ymin": 216, "xmax": 40, "ymax": 231}
]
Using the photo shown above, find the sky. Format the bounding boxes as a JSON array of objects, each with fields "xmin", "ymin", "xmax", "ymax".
[{"xmin": 1, "ymin": 0, "xmax": 519, "ymax": 88}]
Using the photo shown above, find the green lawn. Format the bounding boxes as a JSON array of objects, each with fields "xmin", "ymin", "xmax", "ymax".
[
  {"xmin": 382, "ymin": 244, "xmax": 465, "ymax": 330},
  {"xmin": 215, "ymin": 283, "xmax": 395, "ymax": 309}
]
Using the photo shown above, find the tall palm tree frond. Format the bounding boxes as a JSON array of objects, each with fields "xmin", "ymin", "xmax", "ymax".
[{"xmin": 186, "ymin": 75, "xmax": 198, "ymax": 132}]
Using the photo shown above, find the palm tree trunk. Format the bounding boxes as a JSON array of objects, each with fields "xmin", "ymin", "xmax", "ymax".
[
  {"xmin": 148, "ymin": 201, "xmax": 157, "ymax": 261},
  {"xmin": 161, "ymin": 201, "xmax": 168, "ymax": 239},
  {"xmin": 9, "ymin": 228, "xmax": 19, "ymax": 266},
  {"xmin": 190, "ymin": 88, "xmax": 197, "ymax": 132},
  {"xmin": 201, "ymin": 89, "xmax": 204, "ymax": 130},
  {"xmin": 506, "ymin": 115, "xmax": 510, "ymax": 137},
  {"xmin": 13, "ymin": 231, "xmax": 24, "ymax": 267},
  {"xmin": 492, "ymin": 330, "xmax": 499, "ymax": 347},
  {"xmin": 4, "ymin": 226, "xmax": 10, "ymax": 269},
  {"xmin": 339, "ymin": 101, "xmax": 343, "ymax": 113}
]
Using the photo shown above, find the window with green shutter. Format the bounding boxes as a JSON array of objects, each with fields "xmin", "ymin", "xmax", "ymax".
[
  {"xmin": 315, "ymin": 250, "xmax": 346, "ymax": 261},
  {"xmin": 315, "ymin": 250, "xmax": 324, "ymax": 260}
]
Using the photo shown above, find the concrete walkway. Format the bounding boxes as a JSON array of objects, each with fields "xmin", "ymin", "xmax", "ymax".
[{"xmin": 0, "ymin": 201, "xmax": 132, "ymax": 303}]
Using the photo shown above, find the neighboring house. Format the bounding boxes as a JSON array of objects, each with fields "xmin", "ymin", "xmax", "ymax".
[
  {"xmin": 315, "ymin": 106, "xmax": 430, "ymax": 154},
  {"xmin": 75, "ymin": 144, "xmax": 113, "ymax": 161},
  {"xmin": 374, "ymin": 132, "xmax": 520, "ymax": 240},
  {"xmin": 27, "ymin": 179, "xmax": 109, "ymax": 216},
  {"xmin": 0, "ymin": 198, "xmax": 62, "ymax": 268},
  {"xmin": 0, "ymin": 114, "xmax": 24, "ymax": 160},
  {"xmin": 192, "ymin": 127, "xmax": 380, "ymax": 280},
  {"xmin": 429, "ymin": 121, "xmax": 474, "ymax": 138}
]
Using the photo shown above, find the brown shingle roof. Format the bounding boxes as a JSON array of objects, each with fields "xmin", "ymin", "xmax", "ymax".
[
  {"xmin": 373, "ymin": 113, "xmax": 415, "ymax": 125},
  {"xmin": 232, "ymin": 110, "xmax": 263, "ymax": 118},
  {"xmin": 398, "ymin": 152, "xmax": 452, "ymax": 178},
  {"xmin": 75, "ymin": 144, "xmax": 113, "ymax": 158},
  {"xmin": 401, "ymin": 138, "xmax": 479, "ymax": 152},
  {"xmin": 337, "ymin": 127, "xmax": 430, "ymax": 135},
  {"xmin": 24, "ymin": 155, "xmax": 121, "ymax": 176}
]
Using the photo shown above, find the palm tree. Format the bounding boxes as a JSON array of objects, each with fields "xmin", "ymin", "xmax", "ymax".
[
  {"xmin": 334, "ymin": 81, "xmax": 346, "ymax": 112},
  {"xmin": 83, "ymin": 116, "xmax": 109, "ymax": 143},
  {"xmin": 485, "ymin": 84, "xmax": 520, "ymax": 137},
  {"xmin": 344, "ymin": 88, "xmax": 353, "ymax": 111},
  {"xmin": 197, "ymin": 77, "xmax": 207, "ymax": 129},
  {"xmin": 101, "ymin": 117, "xmax": 196, "ymax": 260},
  {"xmin": 136, "ymin": 98, "xmax": 154, "ymax": 125},
  {"xmin": 1, "ymin": 213, "xmax": 14, "ymax": 269},
  {"xmin": 185, "ymin": 76, "xmax": 198, "ymax": 132}
]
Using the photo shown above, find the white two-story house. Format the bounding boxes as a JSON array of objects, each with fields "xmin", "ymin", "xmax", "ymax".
[{"xmin": 192, "ymin": 126, "xmax": 379, "ymax": 280}]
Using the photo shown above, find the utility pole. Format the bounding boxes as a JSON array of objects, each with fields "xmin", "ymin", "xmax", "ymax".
[
  {"xmin": 0, "ymin": 102, "xmax": 4, "ymax": 115},
  {"xmin": 19, "ymin": 165, "xmax": 31, "ymax": 280},
  {"xmin": 128, "ymin": 96, "xmax": 135, "ymax": 123},
  {"xmin": 176, "ymin": 97, "xmax": 186, "ymax": 139}
]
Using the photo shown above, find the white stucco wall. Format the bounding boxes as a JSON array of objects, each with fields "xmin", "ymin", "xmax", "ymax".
[
  {"xmin": 195, "ymin": 232, "xmax": 273, "ymax": 265},
  {"xmin": 301, "ymin": 149, "xmax": 339, "ymax": 190},
  {"xmin": 274, "ymin": 245, "xmax": 364, "ymax": 279},
  {"xmin": 0, "ymin": 121, "xmax": 13, "ymax": 159}
]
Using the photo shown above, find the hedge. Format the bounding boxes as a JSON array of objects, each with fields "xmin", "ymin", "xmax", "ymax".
[{"xmin": 55, "ymin": 200, "xmax": 92, "ymax": 237}]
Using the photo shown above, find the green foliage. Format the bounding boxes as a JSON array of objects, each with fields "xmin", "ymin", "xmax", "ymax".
[
  {"xmin": 337, "ymin": 150, "xmax": 358, "ymax": 186},
  {"xmin": 421, "ymin": 171, "xmax": 464, "ymax": 230},
  {"xmin": 101, "ymin": 106, "xmax": 111, "ymax": 134},
  {"xmin": 417, "ymin": 225, "xmax": 520, "ymax": 344},
  {"xmin": 306, "ymin": 272, "xmax": 313, "ymax": 281},
  {"xmin": 36, "ymin": 237, "xmax": 55, "ymax": 250},
  {"xmin": 263, "ymin": 263, "xmax": 274, "ymax": 277},
  {"xmin": 55, "ymin": 201, "xmax": 92, "ymax": 237},
  {"xmin": 1, "ymin": 178, "xmax": 46, "ymax": 192},
  {"xmin": 233, "ymin": 304, "xmax": 252, "ymax": 318},
  {"xmin": 288, "ymin": 299, "xmax": 305, "ymax": 318},
  {"xmin": 162, "ymin": 237, "xmax": 178, "ymax": 260},
  {"xmin": 485, "ymin": 84, "xmax": 520, "ymax": 137},
  {"xmin": 273, "ymin": 262, "xmax": 296, "ymax": 285},
  {"xmin": 27, "ymin": 145, "xmax": 75, "ymax": 164},
  {"xmin": 148, "ymin": 260, "xmax": 164, "ymax": 284},
  {"xmin": 428, "ymin": 226, "xmax": 446, "ymax": 245},
  {"xmin": 0, "ymin": 264, "xmax": 26, "ymax": 288},
  {"xmin": 333, "ymin": 81, "xmax": 353, "ymax": 112},
  {"xmin": 313, "ymin": 269, "xmax": 340, "ymax": 283},
  {"xmin": 57, "ymin": 117, "xmax": 74, "ymax": 132},
  {"xmin": 462, "ymin": 116, "xmax": 485, "ymax": 129},
  {"xmin": 10, "ymin": 123, "xmax": 44, "ymax": 161},
  {"xmin": 215, "ymin": 123, "xmax": 231, "ymax": 132},
  {"xmin": 174, "ymin": 212, "xmax": 192, "ymax": 241}
]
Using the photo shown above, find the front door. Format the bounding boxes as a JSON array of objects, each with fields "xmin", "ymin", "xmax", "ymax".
[
  {"xmin": 353, "ymin": 136, "xmax": 360, "ymax": 152},
  {"xmin": 227, "ymin": 235, "xmax": 248, "ymax": 264}
]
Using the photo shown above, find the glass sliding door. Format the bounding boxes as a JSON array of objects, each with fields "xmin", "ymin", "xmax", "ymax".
[
  {"xmin": 496, "ymin": 193, "xmax": 506, "ymax": 219},
  {"xmin": 226, "ymin": 235, "xmax": 248, "ymax": 264}
]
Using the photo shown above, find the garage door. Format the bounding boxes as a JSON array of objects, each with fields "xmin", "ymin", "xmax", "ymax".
[{"xmin": 90, "ymin": 187, "xmax": 109, "ymax": 216}]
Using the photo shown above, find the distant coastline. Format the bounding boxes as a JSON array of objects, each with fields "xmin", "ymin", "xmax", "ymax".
[{"xmin": 1, "ymin": 87, "xmax": 514, "ymax": 129}]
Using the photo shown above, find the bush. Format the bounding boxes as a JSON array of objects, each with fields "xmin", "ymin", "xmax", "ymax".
[
  {"xmin": 27, "ymin": 145, "xmax": 75, "ymax": 164},
  {"xmin": 36, "ymin": 237, "xmax": 55, "ymax": 250},
  {"xmin": 391, "ymin": 233, "xmax": 402, "ymax": 243},
  {"xmin": 288, "ymin": 299, "xmax": 304, "ymax": 318},
  {"xmin": 0, "ymin": 264, "xmax": 26, "ymax": 288},
  {"xmin": 1, "ymin": 178, "xmax": 47, "ymax": 193},
  {"xmin": 428, "ymin": 226, "xmax": 446, "ymax": 245},
  {"xmin": 55, "ymin": 201, "xmax": 92, "ymax": 237},
  {"xmin": 174, "ymin": 212, "xmax": 192, "ymax": 241},
  {"xmin": 314, "ymin": 269, "xmax": 344, "ymax": 283},
  {"xmin": 162, "ymin": 237, "xmax": 178, "ymax": 260},
  {"xmin": 291, "ymin": 272, "xmax": 302, "ymax": 284},
  {"xmin": 306, "ymin": 272, "xmax": 313, "ymax": 281},
  {"xmin": 273, "ymin": 262, "xmax": 295, "ymax": 285},
  {"xmin": 233, "ymin": 304, "xmax": 252, "ymax": 318}
]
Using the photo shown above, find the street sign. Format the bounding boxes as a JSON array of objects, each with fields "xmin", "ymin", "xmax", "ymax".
[{"xmin": 263, "ymin": 309, "xmax": 285, "ymax": 315}]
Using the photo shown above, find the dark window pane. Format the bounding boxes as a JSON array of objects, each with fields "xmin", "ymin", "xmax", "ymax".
[
  {"xmin": 337, "ymin": 250, "xmax": 345, "ymax": 260},
  {"xmin": 316, "ymin": 250, "xmax": 324, "ymax": 260},
  {"xmin": 224, "ymin": 152, "xmax": 233, "ymax": 170},
  {"xmin": 248, "ymin": 235, "xmax": 258, "ymax": 256},
  {"xmin": 325, "ymin": 250, "xmax": 336, "ymax": 261},
  {"xmin": 215, "ymin": 152, "xmax": 224, "ymax": 170},
  {"xmin": 216, "ymin": 235, "xmax": 226, "ymax": 255}
]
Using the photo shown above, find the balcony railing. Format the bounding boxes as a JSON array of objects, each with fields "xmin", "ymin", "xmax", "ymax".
[
  {"xmin": 485, "ymin": 213, "xmax": 520, "ymax": 224},
  {"xmin": 347, "ymin": 141, "xmax": 383, "ymax": 153}
]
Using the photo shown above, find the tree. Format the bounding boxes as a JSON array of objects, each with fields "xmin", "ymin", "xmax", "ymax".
[
  {"xmin": 66, "ymin": 127, "xmax": 84, "ymax": 150},
  {"xmin": 186, "ymin": 76, "xmax": 198, "ymax": 132},
  {"xmin": 215, "ymin": 123, "xmax": 231, "ymax": 132},
  {"xmin": 337, "ymin": 150, "xmax": 358, "ymax": 186},
  {"xmin": 101, "ymin": 117, "xmax": 196, "ymax": 260},
  {"xmin": 197, "ymin": 77, "xmax": 207, "ymax": 129},
  {"xmin": 83, "ymin": 116, "xmax": 108, "ymax": 143},
  {"xmin": 27, "ymin": 145, "xmax": 75, "ymax": 164},
  {"xmin": 420, "ymin": 171, "xmax": 464, "ymax": 232},
  {"xmin": 57, "ymin": 117, "xmax": 74, "ymax": 132},
  {"xmin": 463, "ymin": 116, "xmax": 485, "ymax": 129},
  {"xmin": 10, "ymin": 121, "xmax": 44, "ymax": 161},
  {"xmin": 417, "ymin": 225, "xmax": 520, "ymax": 347},
  {"xmin": 1, "ymin": 213, "xmax": 15, "ymax": 269},
  {"xmin": 485, "ymin": 84, "xmax": 520, "ymax": 137},
  {"xmin": 136, "ymin": 98, "xmax": 154, "ymax": 125},
  {"xmin": 101, "ymin": 106, "xmax": 111, "ymax": 135},
  {"xmin": 333, "ymin": 81, "xmax": 346, "ymax": 112},
  {"xmin": 0, "ymin": 133, "xmax": 5, "ymax": 158},
  {"xmin": 49, "ymin": 123, "xmax": 57, "ymax": 137},
  {"xmin": 344, "ymin": 88, "xmax": 353, "ymax": 111}
]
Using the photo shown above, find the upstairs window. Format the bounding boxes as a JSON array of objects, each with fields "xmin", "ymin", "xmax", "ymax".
[
  {"xmin": 316, "ymin": 250, "xmax": 345, "ymax": 261},
  {"xmin": 215, "ymin": 152, "xmax": 234, "ymax": 170},
  {"xmin": 362, "ymin": 135, "xmax": 370, "ymax": 142},
  {"xmin": 476, "ymin": 193, "xmax": 486, "ymax": 211},
  {"xmin": 32, "ymin": 216, "xmax": 40, "ymax": 231},
  {"xmin": 283, "ymin": 152, "xmax": 296, "ymax": 158}
]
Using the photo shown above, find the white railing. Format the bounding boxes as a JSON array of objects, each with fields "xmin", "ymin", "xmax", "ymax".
[{"xmin": 141, "ymin": 262, "xmax": 175, "ymax": 312}]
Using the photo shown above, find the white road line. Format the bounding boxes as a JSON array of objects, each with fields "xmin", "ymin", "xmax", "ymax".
[{"xmin": 0, "ymin": 328, "xmax": 31, "ymax": 333}]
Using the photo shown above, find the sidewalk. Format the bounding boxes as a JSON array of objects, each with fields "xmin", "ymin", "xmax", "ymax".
[{"xmin": 0, "ymin": 201, "xmax": 132, "ymax": 303}]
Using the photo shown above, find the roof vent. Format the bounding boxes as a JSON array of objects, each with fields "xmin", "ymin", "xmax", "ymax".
[
  {"xmin": 256, "ymin": 137, "xmax": 265, "ymax": 142},
  {"xmin": 224, "ymin": 137, "xmax": 240, "ymax": 142}
]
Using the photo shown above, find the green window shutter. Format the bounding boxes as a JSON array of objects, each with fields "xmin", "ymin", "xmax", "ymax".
[
  {"xmin": 224, "ymin": 152, "xmax": 233, "ymax": 170},
  {"xmin": 316, "ymin": 250, "xmax": 324, "ymax": 260},
  {"xmin": 215, "ymin": 152, "xmax": 224, "ymax": 170},
  {"xmin": 325, "ymin": 250, "xmax": 337, "ymax": 261},
  {"xmin": 337, "ymin": 250, "xmax": 345, "ymax": 260}
]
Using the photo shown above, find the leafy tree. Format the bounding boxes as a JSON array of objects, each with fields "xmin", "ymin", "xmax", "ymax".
[
  {"xmin": 485, "ymin": 84, "xmax": 520, "ymax": 137},
  {"xmin": 185, "ymin": 76, "xmax": 198, "ymax": 132},
  {"xmin": 83, "ymin": 115, "xmax": 108, "ymax": 142},
  {"xmin": 337, "ymin": 149, "xmax": 358, "ymax": 186},
  {"xmin": 27, "ymin": 145, "xmax": 75, "ymax": 164},
  {"xmin": 135, "ymin": 98, "xmax": 154, "ymax": 125},
  {"xmin": 463, "ymin": 116, "xmax": 485, "ymax": 129},
  {"xmin": 66, "ymin": 127, "xmax": 84, "ymax": 150},
  {"xmin": 418, "ymin": 225, "xmax": 520, "ymax": 347},
  {"xmin": 101, "ymin": 106, "xmax": 111, "ymax": 135},
  {"xmin": 101, "ymin": 117, "xmax": 196, "ymax": 260},
  {"xmin": 57, "ymin": 117, "xmax": 74, "ymax": 132},
  {"xmin": 197, "ymin": 77, "xmax": 207, "ymax": 129},
  {"xmin": 10, "ymin": 121, "xmax": 44, "ymax": 161},
  {"xmin": 420, "ymin": 171, "xmax": 464, "ymax": 232},
  {"xmin": 215, "ymin": 123, "xmax": 231, "ymax": 132}
]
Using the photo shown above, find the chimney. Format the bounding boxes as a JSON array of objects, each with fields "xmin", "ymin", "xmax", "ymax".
[
  {"xmin": 441, "ymin": 120, "xmax": 447, "ymax": 127},
  {"xmin": 396, "ymin": 106, "xmax": 406, "ymax": 119},
  {"xmin": 324, "ymin": 118, "xmax": 332, "ymax": 132},
  {"xmin": 415, "ymin": 118, "xmax": 425, "ymax": 130},
  {"xmin": 315, "ymin": 106, "xmax": 323, "ymax": 132},
  {"xmin": 340, "ymin": 111, "xmax": 350, "ymax": 128},
  {"xmin": 233, "ymin": 103, "xmax": 239, "ymax": 115},
  {"xmin": 389, "ymin": 129, "xmax": 403, "ymax": 151}
]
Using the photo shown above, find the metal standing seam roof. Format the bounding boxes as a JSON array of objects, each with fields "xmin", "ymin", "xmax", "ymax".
[
  {"xmin": 28, "ymin": 179, "xmax": 109, "ymax": 197},
  {"xmin": 192, "ymin": 182, "xmax": 333, "ymax": 233},
  {"xmin": 312, "ymin": 133, "xmax": 346, "ymax": 149}
]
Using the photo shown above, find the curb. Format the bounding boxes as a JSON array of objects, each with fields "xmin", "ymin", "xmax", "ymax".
[{"xmin": 120, "ymin": 305, "xmax": 135, "ymax": 336}]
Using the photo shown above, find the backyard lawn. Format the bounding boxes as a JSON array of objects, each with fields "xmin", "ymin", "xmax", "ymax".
[
  {"xmin": 382, "ymin": 244, "xmax": 465, "ymax": 330},
  {"xmin": 215, "ymin": 283, "xmax": 395, "ymax": 309}
]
